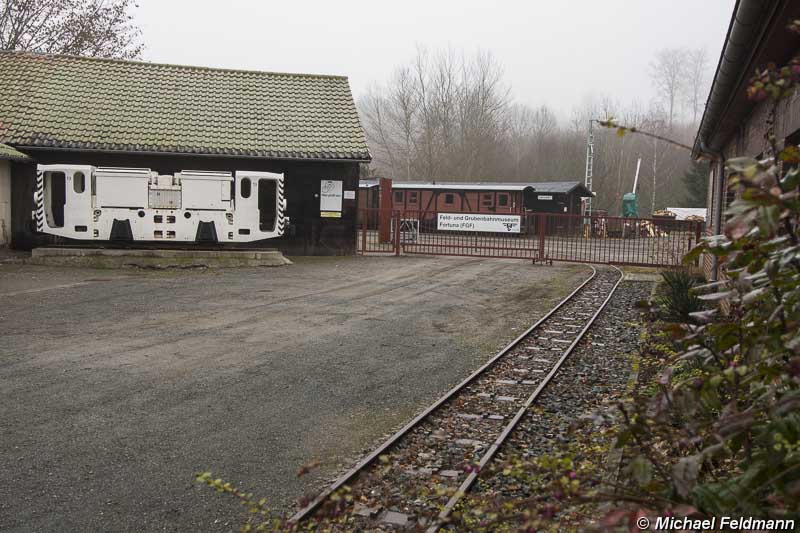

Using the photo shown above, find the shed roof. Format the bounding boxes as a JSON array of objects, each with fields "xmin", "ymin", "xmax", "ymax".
[
  {"xmin": 377, "ymin": 180, "xmax": 592, "ymax": 196},
  {"xmin": 664, "ymin": 207, "xmax": 707, "ymax": 221},
  {"xmin": 390, "ymin": 181, "xmax": 534, "ymax": 191},
  {"xmin": 359, "ymin": 178, "xmax": 380, "ymax": 188},
  {"xmin": 526, "ymin": 181, "xmax": 592, "ymax": 195},
  {"xmin": 0, "ymin": 143, "xmax": 31, "ymax": 161},
  {"xmin": 0, "ymin": 51, "xmax": 371, "ymax": 161}
]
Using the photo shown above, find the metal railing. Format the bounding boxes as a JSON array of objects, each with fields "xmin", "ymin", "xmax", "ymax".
[{"xmin": 356, "ymin": 208, "xmax": 702, "ymax": 267}]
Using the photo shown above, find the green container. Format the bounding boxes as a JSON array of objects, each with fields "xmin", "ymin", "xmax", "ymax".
[{"xmin": 622, "ymin": 193, "xmax": 638, "ymax": 218}]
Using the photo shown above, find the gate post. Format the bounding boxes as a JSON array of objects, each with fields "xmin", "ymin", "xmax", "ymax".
[
  {"xmin": 361, "ymin": 212, "xmax": 367, "ymax": 254},
  {"xmin": 538, "ymin": 213, "xmax": 546, "ymax": 261},
  {"xmin": 379, "ymin": 177, "xmax": 393, "ymax": 243},
  {"xmin": 394, "ymin": 210, "xmax": 401, "ymax": 256}
]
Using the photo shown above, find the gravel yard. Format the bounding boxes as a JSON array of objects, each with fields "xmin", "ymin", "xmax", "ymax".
[{"xmin": 0, "ymin": 255, "xmax": 588, "ymax": 532}]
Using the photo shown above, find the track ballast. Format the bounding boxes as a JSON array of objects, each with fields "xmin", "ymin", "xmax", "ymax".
[{"xmin": 291, "ymin": 265, "xmax": 623, "ymax": 530}]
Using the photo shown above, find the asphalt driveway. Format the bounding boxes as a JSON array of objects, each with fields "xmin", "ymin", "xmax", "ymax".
[{"xmin": 0, "ymin": 255, "xmax": 588, "ymax": 531}]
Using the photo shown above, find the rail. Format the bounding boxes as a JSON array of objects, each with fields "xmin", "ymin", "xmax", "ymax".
[{"xmin": 289, "ymin": 265, "xmax": 624, "ymax": 529}]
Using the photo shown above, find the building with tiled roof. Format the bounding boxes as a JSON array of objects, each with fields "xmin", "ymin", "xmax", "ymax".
[{"xmin": 0, "ymin": 51, "xmax": 371, "ymax": 253}]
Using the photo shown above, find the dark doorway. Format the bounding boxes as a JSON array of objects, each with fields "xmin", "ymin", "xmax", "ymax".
[
  {"xmin": 258, "ymin": 179, "xmax": 277, "ymax": 231},
  {"xmin": 523, "ymin": 187, "xmax": 536, "ymax": 211},
  {"xmin": 45, "ymin": 171, "xmax": 66, "ymax": 227}
]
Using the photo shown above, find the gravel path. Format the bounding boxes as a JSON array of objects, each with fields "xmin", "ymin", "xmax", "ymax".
[{"xmin": 0, "ymin": 256, "xmax": 588, "ymax": 532}]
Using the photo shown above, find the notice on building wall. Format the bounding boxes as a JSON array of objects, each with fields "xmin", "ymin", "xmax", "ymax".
[
  {"xmin": 343, "ymin": 190, "xmax": 356, "ymax": 200},
  {"xmin": 537, "ymin": 194, "xmax": 553, "ymax": 200},
  {"xmin": 320, "ymin": 180, "xmax": 343, "ymax": 216},
  {"xmin": 438, "ymin": 213, "xmax": 521, "ymax": 233}
]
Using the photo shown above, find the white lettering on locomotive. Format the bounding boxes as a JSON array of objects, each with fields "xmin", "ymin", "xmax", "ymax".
[{"xmin": 35, "ymin": 165, "xmax": 286, "ymax": 243}]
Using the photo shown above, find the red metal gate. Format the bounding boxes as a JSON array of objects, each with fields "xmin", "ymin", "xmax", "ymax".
[{"xmin": 356, "ymin": 208, "xmax": 702, "ymax": 267}]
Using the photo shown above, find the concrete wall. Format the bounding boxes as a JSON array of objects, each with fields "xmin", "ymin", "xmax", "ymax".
[{"xmin": 0, "ymin": 160, "xmax": 9, "ymax": 246}]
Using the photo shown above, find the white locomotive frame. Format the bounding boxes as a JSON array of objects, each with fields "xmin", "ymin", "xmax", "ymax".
[{"xmin": 35, "ymin": 165, "xmax": 286, "ymax": 243}]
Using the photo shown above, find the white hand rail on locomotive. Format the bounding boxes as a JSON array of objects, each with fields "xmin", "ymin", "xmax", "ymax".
[{"xmin": 34, "ymin": 165, "xmax": 286, "ymax": 243}]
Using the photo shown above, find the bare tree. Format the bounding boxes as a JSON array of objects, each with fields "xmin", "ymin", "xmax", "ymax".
[
  {"xmin": 506, "ymin": 103, "xmax": 534, "ymax": 179},
  {"xmin": 359, "ymin": 47, "xmax": 510, "ymax": 181},
  {"xmin": 360, "ymin": 48, "xmax": 699, "ymax": 214},
  {"xmin": 358, "ymin": 89, "xmax": 403, "ymax": 179},
  {"xmin": 649, "ymin": 48, "xmax": 687, "ymax": 128},
  {"xmin": 0, "ymin": 0, "xmax": 143, "ymax": 59},
  {"xmin": 531, "ymin": 105, "xmax": 556, "ymax": 142},
  {"xmin": 685, "ymin": 48, "xmax": 708, "ymax": 125},
  {"xmin": 455, "ymin": 49, "xmax": 510, "ymax": 179}
]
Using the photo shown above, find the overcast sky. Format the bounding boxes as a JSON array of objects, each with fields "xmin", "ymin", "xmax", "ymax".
[{"xmin": 136, "ymin": 0, "xmax": 735, "ymax": 118}]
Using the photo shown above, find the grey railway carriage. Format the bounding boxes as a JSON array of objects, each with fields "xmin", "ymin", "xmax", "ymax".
[{"xmin": 36, "ymin": 164, "xmax": 286, "ymax": 243}]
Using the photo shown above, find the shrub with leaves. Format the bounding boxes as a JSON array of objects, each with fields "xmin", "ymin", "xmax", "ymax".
[
  {"xmin": 654, "ymin": 270, "xmax": 704, "ymax": 323},
  {"xmin": 602, "ymin": 25, "xmax": 800, "ymax": 526}
]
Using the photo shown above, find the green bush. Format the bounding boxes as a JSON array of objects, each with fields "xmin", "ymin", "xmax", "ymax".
[{"xmin": 655, "ymin": 270, "xmax": 704, "ymax": 322}]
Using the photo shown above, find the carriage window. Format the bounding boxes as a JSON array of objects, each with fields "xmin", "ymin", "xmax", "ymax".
[
  {"xmin": 73, "ymin": 172, "xmax": 85, "ymax": 193},
  {"xmin": 498, "ymin": 194, "xmax": 509, "ymax": 206},
  {"xmin": 444, "ymin": 193, "xmax": 454, "ymax": 205},
  {"xmin": 240, "ymin": 178, "xmax": 251, "ymax": 198},
  {"xmin": 482, "ymin": 193, "xmax": 493, "ymax": 207},
  {"xmin": 394, "ymin": 191, "xmax": 403, "ymax": 203},
  {"xmin": 409, "ymin": 192, "xmax": 418, "ymax": 203},
  {"xmin": 258, "ymin": 179, "xmax": 277, "ymax": 231},
  {"xmin": 44, "ymin": 171, "xmax": 66, "ymax": 228}
]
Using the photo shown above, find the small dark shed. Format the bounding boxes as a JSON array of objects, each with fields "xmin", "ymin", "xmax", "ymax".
[
  {"xmin": 522, "ymin": 181, "xmax": 592, "ymax": 214},
  {"xmin": 0, "ymin": 51, "xmax": 371, "ymax": 255}
]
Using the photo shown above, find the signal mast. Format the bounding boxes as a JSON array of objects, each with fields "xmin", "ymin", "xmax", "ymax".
[{"xmin": 583, "ymin": 119, "xmax": 595, "ymax": 217}]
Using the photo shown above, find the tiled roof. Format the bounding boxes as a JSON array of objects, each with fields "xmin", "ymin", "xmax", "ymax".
[
  {"xmin": 0, "ymin": 51, "xmax": 371, "ymax": 161},
  {"xmin": 0, "ymin": 143, "xmax": 30, "ymax": 161}
]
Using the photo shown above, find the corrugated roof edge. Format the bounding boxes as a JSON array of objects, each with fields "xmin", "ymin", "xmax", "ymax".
[{"xmin": 0, "ymin": 50, "xmax": 351, "ymax": 81}]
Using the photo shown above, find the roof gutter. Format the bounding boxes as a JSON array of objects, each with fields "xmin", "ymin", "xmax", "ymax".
[
  {"xmin": 12, "ymin": 145, "xmax": 372, "ymax": 164},
  {"xmin": 692, "ymin": 0, "xmax": 782, "ymax": 157}
]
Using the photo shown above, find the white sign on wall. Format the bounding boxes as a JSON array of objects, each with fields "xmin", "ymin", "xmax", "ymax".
[
  {"xmin": 437, "ymin": 213, "xmax": 521, "ymax": 233},
  {"xmin": 320, "ymin": 180, "xmax": 343, "ymax": 214},
  {"xmin": 537, "ymin": 194, "xmax": 553, "ymax": 200}
]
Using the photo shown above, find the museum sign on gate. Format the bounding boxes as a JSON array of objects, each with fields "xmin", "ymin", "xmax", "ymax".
[{"xmin": 437, "ymin": 213, "xmax": 521, "ymax": 233}]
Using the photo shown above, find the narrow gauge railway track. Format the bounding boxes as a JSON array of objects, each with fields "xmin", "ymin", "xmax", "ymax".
[{"xmin": 291, "ymin": 266, "xmax": 623, "ymax": 531}]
